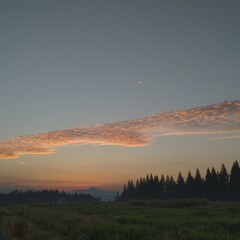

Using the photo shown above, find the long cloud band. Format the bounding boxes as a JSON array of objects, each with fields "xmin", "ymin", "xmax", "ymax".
[{"xmin": 0, "ymin": 101, "xmax": 239, "ymax": 159}]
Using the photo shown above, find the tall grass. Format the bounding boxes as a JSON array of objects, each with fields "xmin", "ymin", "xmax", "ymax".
[{"xmin": 0, "ymin": 201, "xmax": 240, "ymax": 240}]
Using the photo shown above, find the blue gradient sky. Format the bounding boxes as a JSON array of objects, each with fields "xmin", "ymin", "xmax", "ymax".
[{"xmin": 0, "ymin": 0, "xmax": 239, "ymax": 190}]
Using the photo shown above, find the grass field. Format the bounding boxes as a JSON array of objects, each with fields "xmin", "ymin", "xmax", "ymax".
[{"xmin": 0, "ymin": 199, "xmax": 240, "ymax": 240}]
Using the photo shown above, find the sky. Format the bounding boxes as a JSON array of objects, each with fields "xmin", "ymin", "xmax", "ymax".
[{"xmin": 0, "ymin": 0, "xmax": 240, "ymax": 191}]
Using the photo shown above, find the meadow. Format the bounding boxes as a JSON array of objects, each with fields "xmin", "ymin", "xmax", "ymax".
[{"xmin": 0, "ymin": 199, "xmax": 240, "ymax": 240}]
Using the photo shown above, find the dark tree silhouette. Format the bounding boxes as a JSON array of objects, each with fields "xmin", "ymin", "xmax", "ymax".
[
  {"xmin": 229, "ymin": 160, "xmax": 240, "ymax": 199},
  {"xmin": 186, "ymin": 171, "xmax": 194, "ymax": 198},
  {"xmin": 219, "ymin": 164, "xmax": 229, "ymax": 199},
  {"xmin": 205, "ymin": 168, "xmax": 212, "ymax": 199},
  {"xmin": 0, "ymin": 190, "xmax": 99, "ymax": 204},
  {"xmin": 211, "ymin": 167, "xmax": 220, "ymax": 200},
  {"xmin": 176, "ymin": 172, "xmax": 185, "ymax": 198},
  {"xmin": 194, "ymin": 168, "xmax": 203, "ymax": 197},
  {"xmin": 120, "ymin": 160, "xmax": 238, "ymax": 201}
]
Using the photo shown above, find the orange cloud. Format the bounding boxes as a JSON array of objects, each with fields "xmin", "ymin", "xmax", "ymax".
[{"xmin": 0, "ymin": 101, "xmax": 239, "ymax": 159}]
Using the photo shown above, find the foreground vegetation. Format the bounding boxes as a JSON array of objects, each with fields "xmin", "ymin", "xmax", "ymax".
[{"xmin": 1, "ymin": 200, "xmax": 240, "ymax": 240}]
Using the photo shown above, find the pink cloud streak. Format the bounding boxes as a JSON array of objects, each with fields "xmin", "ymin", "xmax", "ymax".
[
  {"xmin": 0, "ymin": 101, "xmax": 239, "ymax": 159},
  {"xmin": 207, "ymin": 135, "xmax": 240, "ymax": 141}
]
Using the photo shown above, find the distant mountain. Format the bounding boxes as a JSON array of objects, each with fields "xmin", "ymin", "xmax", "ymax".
[{"xmin": 69, "ymin": 187, "xmax": 116, "ymax": 201}]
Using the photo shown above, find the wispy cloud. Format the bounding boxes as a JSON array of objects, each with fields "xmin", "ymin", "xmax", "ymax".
[
  {"xmin": 137, "ymin": 79, "xmax": 153, "ymax": 85},
  {"xmin": 18, "ymin": 161, "xmax": 26, "ymax": 165},
  {"xmin": 0, "ymin": 101, "xmax": 239, "ymax": 159},
  {"xmin": 207, "ymin": 135, "xmax": 240, "ymax": 141}
]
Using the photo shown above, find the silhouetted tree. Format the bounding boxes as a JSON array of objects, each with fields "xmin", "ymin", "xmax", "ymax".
[
  {"xmin": 126, "ymin": 180, "xmax": 135, "ymax": 199},
  {"xmin": 186, "ymin": 171, "xmax": 194, "ymax": 198},
  {"xmin": 120, "ymin": 160, "xmax": 239, "ymax": 201},
  {"xmin": 194, "ymin": 168, "xmax": 203, "ymax": 197},
  {"xmin": 121, "ymin": 184, "xmax": 128, "ymax": 200},
  {"xmin": 160, "ymin": 174, "xmax": 165, "ymax": 185},
  {"xmin": 157, "ymin": 175, "xmax": 164, "ymax": 199},
  {"xmin": 218, "ymin": 164, "xmax": 229, "ymax": 199},
  {"xmin": 153, "ymin": 175, "xmax": 162, "ymax": 199},
  {"xmin": 229, "ymin": 160, "xmax": 240, "ymax": 199},
  {"xmin": 0, "ymin": 190, "xmax": 99, "ymax": 204},
  {"xmin": 176, "ymin": 172, "xmax": 185, "ymax": 198},
  {"xmin": 134, "ymin": 179, "xmax": 140, "ymax": 198},
  {"xmin": 205, "ymin": 168, "xmax": 212, "ymax": 199},
  {"xmin": 166, "ymin": 176, "xmax": 176, "ymax": 199}
]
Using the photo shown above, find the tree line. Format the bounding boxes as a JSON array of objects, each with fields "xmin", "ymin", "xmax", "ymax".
[
  {"xmin": 120, "ymin": 160, "xmax": 240, "ymax": 201},
  {"xmin": 0, "ymin": 190, "xmax": 99, "ymax": 204}
]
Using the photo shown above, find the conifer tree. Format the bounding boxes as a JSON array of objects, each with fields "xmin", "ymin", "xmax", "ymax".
[
  {"xmin": 205, "ymin": 168, "xmax": 212, "ymax": 199},
  {"xmin": 160, "ymin": 174, "xmax": 165, "ymax": 185},
  {"xmin": 126, "ymin": 180, "xmax": 135, "ymax": 199},
  {"xmin": 186, "ymin": 171, "xmax": 194, "ymax": 185},
  {"xmin": 154, "ymin": 175, "xmax": 159, "ymax": 184},
  {"xmin": 166, "ymin": 176, "xmax": 176, "ymax": 199},
  {"xmin": 211, "ymin": 167, "xmax": 219, "ymax": 187},
  {"xmin": 177, "ymin": 172, "xmax": 184, "ymax": 185},
  {"xmin": 219, "ymin": 164, "xmax": 228, "ymax": 186},
  {"xmin": 165, "ymin": 175, "xmax": 170, "ymax": 185},
  {"xmin": 229, "ymin": 160, "xmax": 240, "ymax": 199},
  {"xmin": 194, "ymin": 168, "xmax": 202, "ymax": 185},
  {"xmin": 120, "ymin": 160, "xmax": 239, "ymax": 201},
  {"xmin": 194, "ymin": 168, "xmax": 203, "ymax": 197},
  {"xmin": 121, "ymin": 184, "xmax": 128, "ymax": 200},
  {"xmin": 157, "ymin": 175, "xmax": 164, "ymax": 199},
  {"xmin": 186, "ymin": 171, "xmax": 194, "ymax": 198},
  {"xmin": 146, "ymin": 174, "xmax": 150, "ymax": 182},
  {"xmin": 169, "ymin": 176, "xmax": 175, "ymax": 185},
  {"xmin": 135, "ymin": 179, "xmax": 140, "ymax": 198},
  {"xmin": 150, "ymin": 174, "xmax": 154, "ymax": 183},
  {"xmin": 177, "ymin": 172, "xmax": 185, "ymax": 198},
  {"xmin": 211, "ymin": 167, "xmax": 219, "ymax": 200},
  {"xmin": 205, "ymin": 168, "xmax": 212, "ymax": 186},
  {"xmin": 218, "ymin": 164, "xmax": 229, "ymax": 199}
]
